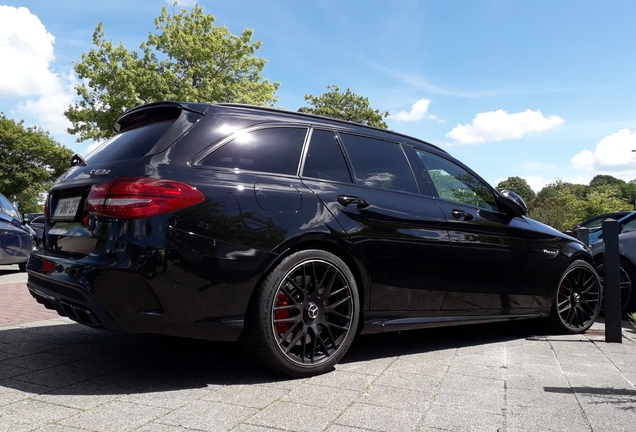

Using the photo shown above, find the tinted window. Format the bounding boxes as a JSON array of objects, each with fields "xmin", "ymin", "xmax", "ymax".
[
  {"xmin": 86, "ymin": 121, "xmax": 174, "ymax": 164},
  {"xmin": 0, "ymin": 194, "xmax": 18, "ymax": 219},
  {"xmin": 416, "ymin": 150, "xmax": 497, "ymax": 210},
  {"xmin": 200, "ymin": 127, "xmax": 307, "ymax": 176},
  {"xmin": 302, "ymin": 130, "xmax": 351, "ymax": 183},
  {"xmin": 622, "ymin": 217, "xmax": 636, "ymax": 234},
  {"xmin": 339, "ymin": 134, "xmax": 418, "ymax": 193}
]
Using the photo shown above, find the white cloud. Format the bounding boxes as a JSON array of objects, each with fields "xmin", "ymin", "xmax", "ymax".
[
  {"xmin": 0, "ymin": 6, "xmax": 56, "ymax": 97},
  {"xmin": 571, "ymin": 129, "xmax": 636, "ymax": 176},
  {"xmin": 446, "ymin": 109, "xmax": 564, "ymax": 145},
  {"xmin": 522, "ymin": 176, "xmax": 547, "ymax": 193},
  {"xmin": 0, "ymin": 6, "xmax": 75, "ymax": 135},
  {"xmin": 391, "ymin": 98, "xmax": 432, "ymax": 121}
]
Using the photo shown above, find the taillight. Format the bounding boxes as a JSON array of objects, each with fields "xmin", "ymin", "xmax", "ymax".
[
  {"xmin": 86, "ymin": 177, "xmax": 205, "ymax": 218},
  {"xmin": 44, "ymin": 194, "xmax": 50, "ymax": 218}
]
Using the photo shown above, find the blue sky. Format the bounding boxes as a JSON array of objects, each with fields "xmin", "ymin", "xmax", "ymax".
[{"xmin": 2, "ymin": 1, "xmax": 636, "ymax": 192}]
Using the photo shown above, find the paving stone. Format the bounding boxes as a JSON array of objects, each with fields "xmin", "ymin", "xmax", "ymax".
[
  {"xmin": 246, "ymin": 400, "xmax": 340, "ymax": 432},
  {"xmin": 359, "ymin": 384, "xmax": 432, "ymax": 412},
  {"xmin": 421, "ymin": 404, "xmax": 505, "ymax": 431},
  {"xmin": 372, "ymin": 370, "xmax": 442, "ymax": 393},
  {"xmin": 0, "ymin": 399, "xmax": 80, "ymax": 432},
  {"xmin": 201, "ymin": 383, "xmax": 288, "ymax": 409},
  {"xmin": 280, "ymin": 383, "xmax": 360, "ymax": 410},
  {"xmin": 157, "ymin": 399, "xmax": 258, "ymax": 431},
  {"xmin": 335, "ymin": 402, "xmax": 422, "ymax": 431},
  {"xmin": 57, "ymin": 400, "xmax": 172, "ymax": 431},
  {"xmin": 307, "ymin": 369, "xmax": 376, "ymax": 391}
]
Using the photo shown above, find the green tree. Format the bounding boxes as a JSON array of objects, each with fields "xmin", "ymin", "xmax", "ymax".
[
  {"xmin": 496, "ymin": 176, "xmax": 536, "ymax": 203},
  {"xmin": 0, "ymin": 114, "xmax": 73, "ymax": 213},
  {"xmin": 527, "ymin": 197, "xmax": 570, "ymax": 231},
  {"xmin": 537, "ymin": 179, "xmax": 588, "ymax": 200},
  {"xmin": 588, "ymin": 174, "xmax": 624, "ymax": 189},
  {"xmin": 66, "ymin": 4, "xmax": 279, "ymax": 142},
  {"xmin": 298, "ymin": 85, "xmax": 389, "ymax": 128}
]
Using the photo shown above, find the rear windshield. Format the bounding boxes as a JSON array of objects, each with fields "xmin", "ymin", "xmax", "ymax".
[{"xmin": 86, "ymin": 121, "xmax": 173, "ymax": 164}]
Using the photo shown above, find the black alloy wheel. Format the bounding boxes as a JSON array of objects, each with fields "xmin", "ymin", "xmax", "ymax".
[
  {"xmin": 244, "ymin": 249, "xmax": 359, "ymax": 377},
  {"xmin": 550, "ymin": 260, "xmax": 602, "ymax": 334}
]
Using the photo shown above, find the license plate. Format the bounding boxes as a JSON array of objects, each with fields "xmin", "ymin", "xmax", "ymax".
[{"xmin": 53, "ymin": 196, "xmax": 82, "ymax": 220}]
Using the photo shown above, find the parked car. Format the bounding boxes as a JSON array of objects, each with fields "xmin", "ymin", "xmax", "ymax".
[
  {"xmin": 23, "ymin": 212, "xmax": 44, "ymax": 223},
  {"xmin": 27, "ymin": 102, "xmax": 601, "ymax": 377},
  {"xmin": 589, "ymin": 213, "xmax": 636, "ymax": 315},
  {"xmin": 565, "ymin": 211, "xmax": 631, "ymax": 238},
  {"xmin": 0, "ymin": 192, "xmax": 36, "ymax": 271},
  {"xmin": 25, "ymin": 213, "xmax": 45, "ymax": 245},
  {"xmin": 587, "ymin": 211, "xmax": 636, "ymax": 244}
]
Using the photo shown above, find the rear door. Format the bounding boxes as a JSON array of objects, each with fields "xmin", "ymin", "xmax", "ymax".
[{"xmin": 300, "ymin": 129, "xmax": 451, "ymax": 312}]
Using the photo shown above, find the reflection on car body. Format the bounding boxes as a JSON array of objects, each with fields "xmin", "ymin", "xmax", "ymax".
[{"xmin": 27, "ymin": 102, "xmax": 601, "ymax": 376}]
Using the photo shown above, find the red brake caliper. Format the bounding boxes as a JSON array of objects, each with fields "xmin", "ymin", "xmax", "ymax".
[{"xmin": 275, "ymin": 293, "xmax": 291, "ymax": 335}]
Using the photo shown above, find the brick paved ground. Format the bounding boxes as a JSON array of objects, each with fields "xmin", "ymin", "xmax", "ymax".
[{"xmin": 0, "ymin": 268, "xmax": 58, "ymax": 326}]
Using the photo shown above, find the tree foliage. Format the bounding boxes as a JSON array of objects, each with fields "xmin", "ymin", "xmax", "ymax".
[
  {"xmin": 0, "ymin": 114, "xmax": 73, "ymax": 213},
  {"xmin": 65, "ymin": 4, "xmax": 279, "ymax": 142},
  {"xmin": 298, "ymin": 85, "xmax": 389, "ymax": 128},
  {"xmin": 527, "ymin": 176, "xmax": 633, "ymax": 231},
  {"xmin": 496, "ymin": 176, "xmax": 536, "ymax": 203}
]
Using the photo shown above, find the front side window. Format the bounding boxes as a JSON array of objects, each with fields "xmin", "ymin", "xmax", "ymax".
[
  {"xmin": 415, "ymin": 150, "xmax": 497, "ymax": 210},
  {"xmin": 339, "ymin": 134, "xmax": 418, "ymax": 193},
  {"xmin": 199, "ymin": 127, "xmax": 308, "ymax": 175}
]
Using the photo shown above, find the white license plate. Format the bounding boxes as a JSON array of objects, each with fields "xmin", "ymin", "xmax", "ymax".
[{"xmin": 53, "ymin": 196, "xmax": 82, "ymax": 220}]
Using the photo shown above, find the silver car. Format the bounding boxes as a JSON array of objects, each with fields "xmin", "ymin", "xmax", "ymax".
[{"xmin": 589, "ymin": 217, "xmax": 636, "ymax": 315}]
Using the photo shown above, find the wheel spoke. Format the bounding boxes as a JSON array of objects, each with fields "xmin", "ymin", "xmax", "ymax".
[
  {"xmin": 285, "ymin": 327, "xmax": 306, "ymax": 354},
  {"xmin": 324, "ymin": 295, "xmax": 351, "ymax": 312},
  {"xmin": 278, "ymin": 320, "xmax": 301, "ymax": 344}
]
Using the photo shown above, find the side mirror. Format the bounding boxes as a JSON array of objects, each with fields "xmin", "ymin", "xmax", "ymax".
[{"xmin": 496, "ymin": 190, "xmax": 527, "ymax": 217}]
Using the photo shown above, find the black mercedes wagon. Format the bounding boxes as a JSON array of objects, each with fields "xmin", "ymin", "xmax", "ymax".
[{"xmin": 27, "ymin": 102, "xmax": 601, "ymax": 376}]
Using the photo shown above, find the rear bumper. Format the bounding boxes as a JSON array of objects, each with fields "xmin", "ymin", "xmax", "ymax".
[
  {"xmin": 27, "ymin": 272, "xmax": 122, "ymax": 330},
  {"xmin": 26, "ymin": 231, "xmax": 278, "ymax": 342}
]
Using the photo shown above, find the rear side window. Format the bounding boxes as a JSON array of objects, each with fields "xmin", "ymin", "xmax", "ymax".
[
  {"xmin": 302, "ymin": 130, "xmax": 351, "ymax": 183},
  {"xmin": 339, "ymin": 134, "xmax": 418, "ymax": 193},
  {"xmin": 87, "ymin": 121, "xmax": 173, "ymax": 164},
  {"xmin": 200, "ymin": 127, "xmax": 307, "ymax": 175}
]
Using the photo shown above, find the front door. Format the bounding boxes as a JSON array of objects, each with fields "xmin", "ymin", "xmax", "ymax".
[{"xmin": 412, "ymin": 148, "xmax": 540, "ymax": 312}]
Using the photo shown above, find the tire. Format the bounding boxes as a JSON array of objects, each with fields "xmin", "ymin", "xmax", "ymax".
[
  {"xmin": 243, "ymin": 249, "xmax": 360, "ymax": 377},
  {"xmin": 596, "ymin": 258, "xmax": 636, "ymax": 316},
  {"xmin": 549, "ymin": 260, "xmax": 602, "ymax": 334},
  {"xmin": 18, "ymin": 262, "xmax": 26, "ymax": 272}
]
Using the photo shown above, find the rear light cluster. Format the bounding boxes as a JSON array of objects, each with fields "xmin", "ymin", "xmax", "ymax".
[{"xmin": 86, "ymin": 177, "xmax": 204, "ymax": 219}]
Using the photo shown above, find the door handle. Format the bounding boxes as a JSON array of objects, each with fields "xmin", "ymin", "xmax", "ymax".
[
  {"xmin": 451, "ymin": 209, "xmax": 474, "ymax": 221},
  {"xmin": 337, "ymin": 195, "xmax": 369, "ymax": 208}
]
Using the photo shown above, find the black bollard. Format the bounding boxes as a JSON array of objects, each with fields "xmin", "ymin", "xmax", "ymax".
[
  {"xmin": 576, "ymin": 227, "xmax": 589, "ymax": 247},
  {"xmin": 603, "ymin": 219, "xmax": 622, "ymax": 343}
]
